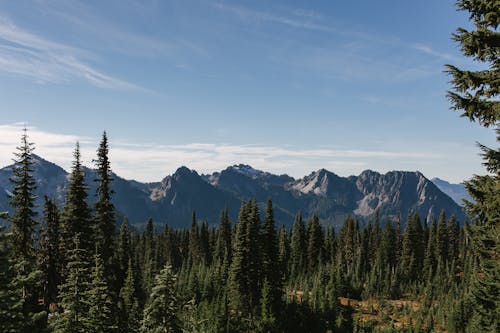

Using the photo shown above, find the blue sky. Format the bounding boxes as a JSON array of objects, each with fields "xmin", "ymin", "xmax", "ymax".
[{"xmin": 0, "ymin": 0, "xmax": 496, "ymax": 182}]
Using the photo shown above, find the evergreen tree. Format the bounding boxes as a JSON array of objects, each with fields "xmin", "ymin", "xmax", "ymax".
[
  {"xmin": 38, "ymin": 196, "xmax": 62, "ymax": 313},
  {"xmin": 401, "ymin": 213, "xmax": 425, "ymax": 282},
  {"xmin": 260, "ymin": 200, "xmax": 282, "ymax": 325},
  {"xmin": 88, "ymin": 250, "xmax": 117, "ymax": 333},
  {"xmin": 116, "ymin": 218, "xmax": 131, "ymax": 288},
  {"xmin": 290, "ymin": 211, "xmax": 306, "ymax": 275},
  {"xmin": 141, "ymin": 264, "xmax": 181, "ymax": 333},
  {"xmin": 246, "ymin": 199, "xmax": 262, "ymax": 318},
  {"xmin": 93, "ymin": 131, "xmax": 116, "ymax": 278},
  {"xmin": 119, "ymin": 259, "xmax": 141, "ymax": 333},
  {"xmin": 306, "ymin": 213, "xmax": 323, "ymax": 272},
  {"xmin": 9, "ymin": 127, "xmax": 37, "ymax": 266},
  {"xmin": 446, "ymin": 1, "xmax": 499, "ymax": 331},
  {"xmin": 8, "ymin": 128, "xmax": 44, "ymax": 330},
  {"xmin": 436, "ymin": 210, "xmax": 449, "ymax": 263},
  {"xmin": 188, "ymin": 211, "xmax": 200, "ymax": 265},
  {"xmin": 423, "ymin": 219, "xmax": 437, "ymax": 281},
  {"xmin": 61, "ymin": 143, "xmax": 93, "ymax": 262},
  {"xmin": 50, "ymin": 235, "xmax": 91, "ymax": 333},
  {"xmin": 229, "ymin": 202, "xmax": 250, "ymax": 314},
  {"xmin": 0, "ymin": 223, "xmax": 24, "ymax": 332},
  {"xmin": 278, "ymin": 224, "xmax": 289, "ymax": 281},
  {"xmin": 447, "ymin": 215, "xmax": 460, "ymax": 262},
  {"xmin": 214, "ymin": 208, "xmax": 232, "ymax": 264}
]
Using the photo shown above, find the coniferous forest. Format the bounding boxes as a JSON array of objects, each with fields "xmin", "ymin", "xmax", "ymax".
[{"xmin": 0, "ymin": 1, "xmax": 498, "ymax": 332}]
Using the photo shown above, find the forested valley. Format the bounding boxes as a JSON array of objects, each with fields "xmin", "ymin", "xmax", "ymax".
[
  {"xmin": 0, "ymin": 131, "xmax": 489, "ymax": 332},
  {"xmin": 1, "ymin": 1, "xmax": 498, "ymax": 332}
]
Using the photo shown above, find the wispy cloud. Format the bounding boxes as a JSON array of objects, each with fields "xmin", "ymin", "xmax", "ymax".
[
  {"xmin": 411, "ymin": 43, "xmax": 456, "ymax": 61},
  {"xmin": 0, "ymin": 123, "xmax": 447, "ymax": 182},
  {"xmin": 0, "ymin": 15, "xmax": 145, "ymax": 90},
  {"xmin": 211, "ymin": 2, "xmax": 456, "ymax": 82}
]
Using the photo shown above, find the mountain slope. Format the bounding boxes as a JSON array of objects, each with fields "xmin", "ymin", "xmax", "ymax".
[
  {"xmin": 431, "ymin": 178, "xmax": 471, "ymax": 206},
  {"xmin": 0, "ymin": 156, "xmax": 466, "ymax": 228}
]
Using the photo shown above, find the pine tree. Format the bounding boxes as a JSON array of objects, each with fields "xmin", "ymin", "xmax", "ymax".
[
  {"xmin": 61, "ymin": 143, "xmax": 93, "ymax": 263},
  {"xmin": 290, "ymin": 211, "xmax": 306, "ymax": 275},
  {"xmin": 229, "ymin": 201, "xmax": 250, "ymax": 314},
  {"xmin": 0, "ymin": 223, "xmax": 24, "ymax": 332},
  {"xmin": 119, "ymin": 259, "xmax": 141, "ymax": 333},
  {"xmin": 116, "ymin": 218, "xmax": 131, "ymax": 288},
  {"xmin": 141, "ymin": 264, "xmax": 181, "ymax": 333},
  {"xmin": 38, "ymin": 196, "xmax": 62, "ymax": 313},
  {"xmin": 307, "ymin": 213, "xmax": 323, "ymax": 272},
  {"xmin": 423, "ymin": 219, "xmax": 437, "ymax": 281},
  {"xmin": 188, "ymin": 211, "xmax": 200, "ymax": 266},
  {"xmin": 260, "ymin": 200, "xmax": 282, "ymax": 325},
  {"xmin": 401, "ymin": 213, "xmax": 425, "ymax": 282},
  {"xmin": 278, "ymin": 224, "xmax": 289, "ymax": 281},
  {"xmin": 88, "ymin": 249, "xmax": 117, "ymax": 333},
  {"xmin": 246, "ymin": 199, "xmax": 262, "ymax": 318},
  {"xmin": 9, "ymin": 128, "xmax": 46, "ymax": 332},
  {"xmin": 436, "ymin": 210, "xmax": 449, "ymax": 263},
  {"xmin": 445, "ymin": 1, "xmax": 499, "ymax": 330},
  {"xmin": 50, "ymin": 235, "xmax": 91, "ymax": 333},
  {"xmin": 93, "ymin": 131, "xmax": 116, "ymax": 278},
  {"xmin": 214, "ymin": 208, "xmax": 232, "ymax": 264},
  {"xmin": 9, "ymin": 127, "xmax": 38, "ymax": 265}
]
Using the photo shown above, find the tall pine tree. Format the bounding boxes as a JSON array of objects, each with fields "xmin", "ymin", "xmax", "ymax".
[
  {"xmin": 9, "ymin": 128, "xmax": 45, "ymax": 332},
  {"xmin": 445, "ymin": 0, "xmax": 499, "ymax": 331},
  {"xmin": 93, "ymin": 131, "xmax": 116, "ymax": 278}
]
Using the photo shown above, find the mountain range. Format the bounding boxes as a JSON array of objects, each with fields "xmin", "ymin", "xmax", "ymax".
[{"xmin": 0, "ymin": 155, "xmax": 467, "ymax": 229}]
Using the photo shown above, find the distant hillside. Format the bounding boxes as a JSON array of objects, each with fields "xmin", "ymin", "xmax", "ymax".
[
  {"xmin": 431, "ymin": 178, "xmax": 471, "ymax": 206},
  {"xmin": 0, "ymin": 156, "xmax": 466, "ymax": 228}
]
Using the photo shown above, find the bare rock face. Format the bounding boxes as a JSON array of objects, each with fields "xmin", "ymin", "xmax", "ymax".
[{"xmin": 0, "ymin": 156, "xmax": 466, "ymax": 229}]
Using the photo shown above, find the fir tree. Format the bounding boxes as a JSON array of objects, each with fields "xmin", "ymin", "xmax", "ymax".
[
  {"xmin": 93, "ymin": 131, "xmax": 116, "ymax": 278},
  {"xmin": 307, "ymin": 213, "xmax": 323, "ymax": 272},
  {"xmin": 446, "ymin": 1, "xmax": 499, "ymax": 330},
  {"xmin": 401, "ymin": 213, "xmax": 425, "ymax": 282},
  {"xmin": 37, "ymin": 196, "xmax": 62, "ymax": 313},
  {"xmin": 436, "ymin": 210, "xmax": 449, "ymax": 263},
  {"xmin": 228, "ymin": 202, "xmax": 250, "ymax": 314},
  {"xmin": 61, "ymin": 143, "xmax": 93, "ymax": 261},
  {"xmin": 50, "ymin": 235, "xmax": 91, "ymax": 333},
  {"xmin": 119, "ymin": 259, "xmax": 141, "ymax": 333},
  {"xmin": 278, "ymin": 224, "xmax": 289, "ymax": 281},
  {"xmin": 290, "ymin": 211, "xmax": 306, "ymax": 275},
  {"xmin": 214, "ymin": 208, "xmax": 232, "ymax": 264},
  {"xmin": 141, "ymin": 264, "xmax": 181, "ymax": 333},
  {"xmin": 260, "ymin": 200, "xmax": 283, "ymax": 324},
  {"xmin": 8, "ymin": 128, "xmax": 45, "ymax": 332},
  {"xmin": 0, "ymin": 223, "xmax": 24, "ymax": 332},
  {"xmin": 88, "ymin": 249, "xmax": 117, "ymax": 333},
  {"xmin": 9, "ymin": 127, "xmax": 37, "ymax": 265},
  {"xmin": 116, "ymin": 218, "xmax": 131, "ymax": 288}
]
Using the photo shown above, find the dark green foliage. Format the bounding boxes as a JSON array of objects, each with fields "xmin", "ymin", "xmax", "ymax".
[
  {"xmin": 306, "ymin": 213, "xmax": 323, "ymax": 272},
  {"xmin": 61, "ymin": 143, "xmax": 94, "ymax": 258},
  {"xmin": 401, "ymin": 213, "xmax": 425, "ymax": 282},
  {"xmin": 8, "ymin": 129, "xmax": 45, "ymax": 332},
  {"xmin": 9, "ymin": 128, "xmax": 37, "ymax": 263},
  {"xmin": 88, "ymin": 250, "xmax": 117, "ymax": 333},
  {"xmin": 49, "ymin": 235, "xmax": 91, "ymax": 333},
  {"xmin": 3, "ymin": 130, "xmax": 490, "ymax": 332},
  {"xmin": 119, "ymin": 259, "xmax": 141, "ymax": 333},
  {"xmin": 38, "ymin": 197, "xmax": 62, "ymax": 312},
  {"xmin": 290, "ymin": 212, "xmax": 306, "ymax": 276},
  {"xmin": 446, "ymin": 1, "xmax": 500, "ymax": 331},
  {"xmin": 260, "ymin": 200, "xmax": 283, "ymax": 327},
  {"xmin": 0, "ymin": 224, "xmax": 24, "ymax": 332},
  {"xmin": 141, "ymin": 264, "xmax": 181, "ymax": 333},
  {"xmin": 93, "ymin": 131, "xmax": 116, "ymax": 279}
]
